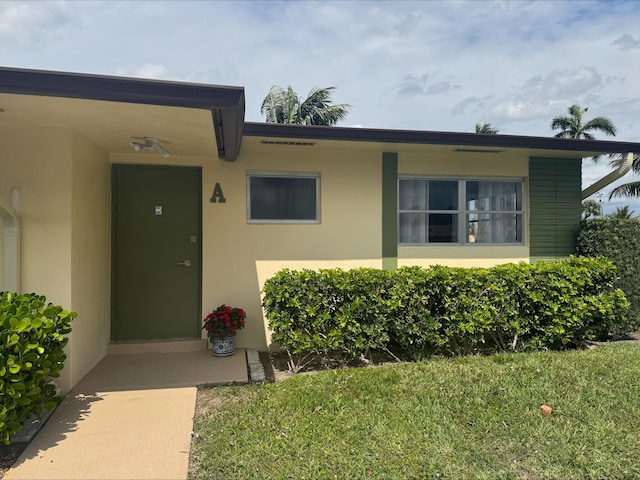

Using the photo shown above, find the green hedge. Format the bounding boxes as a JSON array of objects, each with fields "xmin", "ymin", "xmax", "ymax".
[
  {"xmin": 0, "ymin": 292, "xmax": 76, "ymax": 444},
  {"xmin": 576, "ymin": 217, "xmax": 640, "ymax": 335},
  {"xmin": 262, "ymin": 257, "xmax": 628, "ymax": 364}
]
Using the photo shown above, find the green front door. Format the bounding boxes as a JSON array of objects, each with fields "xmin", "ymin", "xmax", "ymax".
[{"xmin": 112, "ymin": 165, "xmax": 201, "ymax": 341}]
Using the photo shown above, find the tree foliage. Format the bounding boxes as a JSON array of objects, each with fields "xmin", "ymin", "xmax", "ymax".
[
  {"xmin": 0, "ymin": 292, "xmax": 76, "ymax": 444},
  {"xmin": 609, "ymin": 206, "xmax": 635, "ymax": 219},
  {"xmin": 550, "ymin": 104, "xmax": 617, "ymax": 139},
  {"xmin": 260, "ymin": 85, "xmax": 351, "ymax": 126},
  {"xmin": 576, "ymin": 216, "xmax": 640, "ymax": 334},
  {"xmin": 475, "ymin": 123, "xmax": 499, "ymax": 134},
  {"xmin": 581, "ymin": 199, "xmax": 602, "ymax": 219},
  {"xmin": 609, "ymin": 153, "xmax": 640, "ymax": 200}
]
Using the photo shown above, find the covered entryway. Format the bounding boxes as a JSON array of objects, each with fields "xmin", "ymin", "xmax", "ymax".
[{"xmin": 112, "ymin": 164, "xmax": 202, "ymax": 341}]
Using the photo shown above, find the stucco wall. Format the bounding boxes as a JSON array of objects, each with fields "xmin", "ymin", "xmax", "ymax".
[
  {"xmin": 0, "ymin": 126, "xmax": 73, "ymax": 301},
  {"xmin": 207, "ymin": 144, "xmax": 382, "ymax": 349},
  {"xmin": 111, "ymin": 143, "xmax": 383, "ymax": 349},
  {"xmin": 69, "ymin": 130, "xmax": 111, "ymax": 387},
  {"xmin": 397, "ymin": 151, "xmax": 530, "ymax": 267},
  {"xmin": 111, "ymin": 145, "xmax": 536, "ymax": 350},
  {"xmin": 0, "ymin": 125, "xmax": 74, "ymax": 391}
]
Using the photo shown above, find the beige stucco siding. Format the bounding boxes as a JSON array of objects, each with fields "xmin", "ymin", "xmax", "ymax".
[
  {"xmin": 398, "ymin": 151, "xmax": 530, "ymax": 267},
  {"xmin": 0, "ymin": 126, "xmax": 112, "ymax": 392},
  {"xmin": 0, "ymin": 125, "xmax": 74, "ymax": 391},
  {"xmin": 112, "ymin": 144, "xmax": 383, "ymax": 349},
  {"xmin": 69, "ymin": 130, "xmax": 111, "ymax": 388},
  {"xmin": 0, "ymin": 126, "xmax": 73, "ymax": 304},
  {"xmin": 208, "ymin": 144, "xmax": 383, "ymax": 349}
]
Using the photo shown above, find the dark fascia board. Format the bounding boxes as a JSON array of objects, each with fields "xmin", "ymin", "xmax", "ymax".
[
  {"xmin": 243, "ymin": 122, "xmax": 640, "ymax": 156},
  {"xmin": 0, "ymin": 66, "xmax": 245, "ymax": 161}
]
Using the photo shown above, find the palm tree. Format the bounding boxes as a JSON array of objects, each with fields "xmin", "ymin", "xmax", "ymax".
[
  {"xmin": 608, "ymin": 153, "xmax": 640, "ymax": 199},
  {"xmin": 608, "ymin": 205, "xmax": 635, "ymax": 219},
  {"xmin": 550, "ymin": 104, "xmax": 617, "ymax": 139},
  {"xmin": 260, "ymin": 85, "xmax": 351, "ymax": 126},
  {"xmin": 581, "ymin": 199, "xmax": 602, "ymax": 219},
  {"xmin": 475, "ymin": 123, "xmax": 499, "ymax": 134}
]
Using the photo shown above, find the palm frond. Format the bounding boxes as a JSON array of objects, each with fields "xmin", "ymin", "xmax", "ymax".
[
  {"xmin": 475, "ymin": 123, "xmax": 499, "ymax": 134},
  {"xmin": 609, "ymin": 153, "xmax": 640, "ymax": 174},
  {"xmin": 260, "ymin": 85, "xmax": 286, "ymax": 123},
  {"xmin": 550, "ymin": 116, "xmax": 576, "ymax": 137},
  {"xmin": 609, "ymin": 181, "xmax": 640, "ymax": 199},
  {"xmin": 583, "ymin": 117, "xmax": 617, "ymax": 137},
  {"xmin": 262, "ymin": 84, "xmax": 351, "ymax": 126}
]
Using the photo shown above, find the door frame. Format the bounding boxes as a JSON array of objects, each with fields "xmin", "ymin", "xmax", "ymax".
[{"xmin": 110, "ymin": 163, "xmax": 203, "ymax": 341}]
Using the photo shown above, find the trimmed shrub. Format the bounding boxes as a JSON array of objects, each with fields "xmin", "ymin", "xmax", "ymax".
[
  {"xmin": 262, "ymin": 269, "xmax": 392, "ymax": 365},
  {"xmin": 0, "ymin": 292, "xmax": 76, "ymax": 444},
  {"xmin": 576, "ymin": 216, "xmax": 640, "ymax": 336},
  {"xmin": 523, "ymin": 257, "xmax": 629, "ymax": 346},
  {"xmin": 263, "ymin": 258, "xmax": 628, "ymax": 364}
]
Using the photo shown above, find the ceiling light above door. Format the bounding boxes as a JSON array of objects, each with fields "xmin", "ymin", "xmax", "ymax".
[{"xmin": 130, "ymin": 136, "xmax": 171, "ymax": 158}]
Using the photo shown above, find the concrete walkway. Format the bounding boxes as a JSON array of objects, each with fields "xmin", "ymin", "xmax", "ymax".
[{"xmin": 7, "ymin": 346, "xmax": 249, "ymax": 480}]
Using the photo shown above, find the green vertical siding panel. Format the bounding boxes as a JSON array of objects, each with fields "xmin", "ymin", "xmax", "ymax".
[
  {"xmin": 529, "ymin": 157, "xmax": 582, "ymax": 261},
  {"xmin": 382, "ymin": 152, "xmax": 398, "ymax": 270}
]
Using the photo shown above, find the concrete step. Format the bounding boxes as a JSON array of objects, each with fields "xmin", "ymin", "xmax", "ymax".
[{"xmin": 107, "ymin": 339, "xmax": 208, "ymax": 354}]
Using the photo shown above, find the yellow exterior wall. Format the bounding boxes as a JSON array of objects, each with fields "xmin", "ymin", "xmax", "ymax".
[
  {"xmin": 69, "ymin": 130, "xmax": 111, "ymax": 387},
  {"xmin": 398, "ymin": 151, "xmax": 530, "ymax": 268},
  {"xmin": 210, "ymin": 144, "xmax": 382, "ymax": 348},
  {"xmin": 0, "ymin": 124, "xmax": 540, "ymax": 371},
  {"xmin": 0, "ymin": 125, "xmax": 74, "ymax": 391},
  {"xmin": 0, "ymin": 125, "xmax": 73, "ymax": 303},
  {"xmin": 111, "ymin": 146, "xmax": 535, "ymax": 350},
  {"xmin": 112, "ymin": 143, "xmax": 383, "ymax": 349}
]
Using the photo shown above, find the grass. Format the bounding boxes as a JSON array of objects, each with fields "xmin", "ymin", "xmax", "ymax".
[{"xmin": 189, "ymin": 344, "xmax": 640, "ymax": 479}]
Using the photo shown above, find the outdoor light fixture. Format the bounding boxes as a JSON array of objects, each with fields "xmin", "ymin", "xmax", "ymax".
[
  {"xmin": 157, "ymin": 146, "xmax": 170, "ymax": 158},
  {"xmin": 130, "ymin": 136, "xmax": 171, "ymax": 158}
]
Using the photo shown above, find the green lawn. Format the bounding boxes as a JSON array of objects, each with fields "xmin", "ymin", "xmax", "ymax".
[{"xmin": 189, "ymin": 345, "xmax": 640, "ymax": 479}]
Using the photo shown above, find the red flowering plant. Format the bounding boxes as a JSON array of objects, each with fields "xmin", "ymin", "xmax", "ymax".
[{"xmin": 202, "ymin": 305, "xmax": 246, "ymax": 340}]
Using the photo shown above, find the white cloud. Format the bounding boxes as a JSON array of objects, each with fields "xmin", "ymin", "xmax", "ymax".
[
  {"xmin": 612, "ymin": 33, "xmax": 640, "ymax": 51},
  {"xmin": 483, "ymin": 67, "xmax": 615, "ymax": 124},
  {"xmin": 2, "ymin": 0, "xmax": 640, "ymax": 212},
  {"xmin": 0, "ymin": 1, "xmax": 74, "ymax": 49},
  {"xmin": 396, "ymin": 74, "xmax": 460, "ymax": 98},
  {"xmin": 115, "ymin": 64, "xmax": 170, "ymax": 80}
]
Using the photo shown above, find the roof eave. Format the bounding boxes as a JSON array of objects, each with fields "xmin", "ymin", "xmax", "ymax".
[
  {"xmin": 0, "ymin": 66, "xmax": 246, "ymax": 161},
  {"xmin": 243, "ymin": 122, "xmax": 640, "ymax": 157}
]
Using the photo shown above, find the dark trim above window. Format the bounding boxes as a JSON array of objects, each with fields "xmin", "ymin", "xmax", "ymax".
[{"xmin": 243, "ymin": 122, "xmax": 640, "ymax": 158}]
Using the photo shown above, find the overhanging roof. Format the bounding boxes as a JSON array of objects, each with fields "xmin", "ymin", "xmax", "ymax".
[
  {"xmin": 0, "ymin": 67, "xmax": 245, "ymax": 161},
  {"xmin": 2, "ymin": 67, "xmax": 639, "ymax": 162},
  {"xmin": 243, "ymin": 122, "xmax": 640, "ymax": 159}
]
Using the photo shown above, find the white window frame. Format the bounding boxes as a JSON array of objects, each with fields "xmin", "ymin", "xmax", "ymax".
[
  {"xmin": 247, "ymin": 171, "xmax": 320, "ymax": 224},
  {"xmin": 398, "ymin": 176, "xmax": 525, "ymax": 246}
]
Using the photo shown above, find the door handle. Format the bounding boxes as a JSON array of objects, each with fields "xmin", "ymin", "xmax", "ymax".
[{"xmin": 177, "ymin": 260, "xmax": 191, "ymax": 267}]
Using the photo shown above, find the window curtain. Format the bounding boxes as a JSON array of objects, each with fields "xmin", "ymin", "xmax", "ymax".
[
  {"xmin": 399, "ymin": 180, "xmax": 428, "ymax": 243},
  {"xmin": 473, "ymin": 182, "xmax": 518, "ymax": 243}
]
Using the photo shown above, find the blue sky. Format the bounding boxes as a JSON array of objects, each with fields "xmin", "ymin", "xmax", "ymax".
[{"xmin": 1, "ymin": 0, "xmax": 639, "ymax": 215}]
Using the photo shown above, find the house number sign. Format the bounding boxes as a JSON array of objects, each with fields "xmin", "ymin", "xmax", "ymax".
[{"xmin": 210, "ymin": 182, "xmax": 226, "ymax": 203}]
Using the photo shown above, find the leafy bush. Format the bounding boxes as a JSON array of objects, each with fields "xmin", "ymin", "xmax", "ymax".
[
  {"xmin": 262, "ymin": 269, "xmax": 393, "ymax": 370},
  {"xmin": 262, "ymin": 258, "xmax": 628, "ymax": 365},
  {"xmin": 0, "ymin": 292, "xmax": 76, "ymax": 444},
  {"xmin": 576, "ymin": 216, "xmax": 640, "ymax": 335}
]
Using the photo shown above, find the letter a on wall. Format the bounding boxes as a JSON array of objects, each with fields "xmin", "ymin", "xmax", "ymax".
[{"xmin": 210, "ymin": 182, "xmax": 226, "ymax": 203}]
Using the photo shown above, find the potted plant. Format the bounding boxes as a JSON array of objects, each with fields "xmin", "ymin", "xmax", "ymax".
[{"xmin": 202, "ymin": 304, "xmax": 246, "ymax": 356}]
